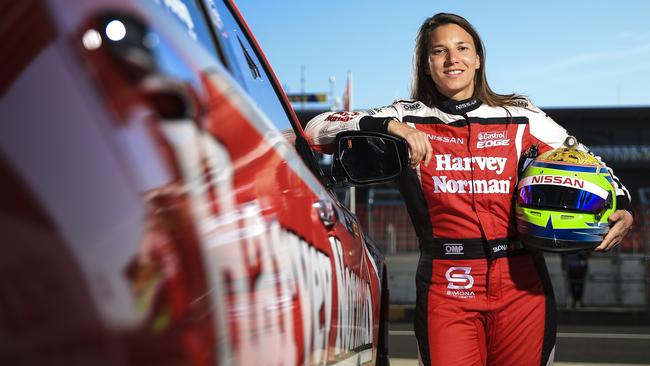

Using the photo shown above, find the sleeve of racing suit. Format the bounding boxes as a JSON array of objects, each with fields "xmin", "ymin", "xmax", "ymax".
[
  {"xmin": 523, "ymin": 100, "xmax": 632, "ymax": 212},
  {"xmin": 304, "ymin": 103, "xmax": 403, "ymax": 152}
]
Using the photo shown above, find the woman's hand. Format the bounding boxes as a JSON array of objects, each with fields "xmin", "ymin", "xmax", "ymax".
[
  {"xmin": 594, "ymin": 210, "xmax": 634, "ymax": 251},
  {"xmin": 387, "ymin": 119, "xmax": 433, "ymax": 168}
]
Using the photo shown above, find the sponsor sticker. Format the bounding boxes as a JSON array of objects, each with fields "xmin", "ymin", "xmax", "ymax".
[
  {"xmin": 435, "ymin": 154, "xmax": 507, "ymax": 174},
  {"xmin": 520, "ymin": 175, "xmax": 609, "ymax": 199},
  {"xmin": 491, "ymin": 242, "xmax": 522, "ymax": 254},
  {"xmin": 453, "ymin": 99, "xmax": 479, "ymax": 112},
  {"xmin": 325, "ymin": 111, "xmax": 360, "ymax": 122},
  {"xmin": 477, "ymin": 131, "xmax": 510, "ymax": 149},
  {"xmin": 402, "ymin": 102, "xmax": 422, "ymax": 111},
  {"xmin": 427, "ymin": 134, "xmax": 465, "ymax": 145},
  {"xmin": 432, "ymin": 154, "xmax": 512, "ymax": 194},
  {"xmin": 510, "ymin": 99, "xmax": 529, "ymax": 108},
  {"xmin": 445, "ymin": 266, "xmax": 475, "ymax": 299},
  {"xmin": 443, "ymin": 243, "xmax": 464, "ymax": 255}
]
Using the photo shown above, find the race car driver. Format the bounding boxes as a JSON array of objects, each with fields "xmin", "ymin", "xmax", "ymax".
[{"xmin": 305, "ymin": 13, "xmax": 634, "ymax": 366}]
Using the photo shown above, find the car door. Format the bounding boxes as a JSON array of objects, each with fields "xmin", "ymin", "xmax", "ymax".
[
  {"xmin": 74, "ymin": 3, "xmax": 335, "ymax": 363},
  {"xmin": 3, "ymin": 0, "xmax": 382, "ymax": 364},
  {"xmin": 201, "ymin": 1, "xmax": 383, "ymax": 363},
  {"xmin": 113, "ymin": 0, "xmax": 381, "ymax": 364}
]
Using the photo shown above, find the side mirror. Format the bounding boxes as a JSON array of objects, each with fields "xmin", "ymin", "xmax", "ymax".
[{"xmin": 333, "ymin": 131, "xmax": 409, "ymax": 185}]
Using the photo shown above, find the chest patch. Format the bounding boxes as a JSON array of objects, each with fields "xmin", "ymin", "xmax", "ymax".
[{"xmin": 434, "ymin": 154, "xmax": 507, "ymax": 174}]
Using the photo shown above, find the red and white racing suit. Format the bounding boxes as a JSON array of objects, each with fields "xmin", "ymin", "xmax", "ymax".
[{"xmin": 305, "ymin": 97, "xmax": 631, "ymax": 366}]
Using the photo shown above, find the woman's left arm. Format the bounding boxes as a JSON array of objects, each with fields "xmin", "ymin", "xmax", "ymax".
[
  {"xmin": 595, "ymin": 210, "xmax": 634, "ymax": 251},
  {"xmin": 522, "ymin": 100, "xmax": 634, "ymax": 251}
]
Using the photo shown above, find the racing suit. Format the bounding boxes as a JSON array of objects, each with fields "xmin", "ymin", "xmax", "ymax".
[{"xmin": 305, "ymin": 97, "xmax": 631, "ymax": 366}]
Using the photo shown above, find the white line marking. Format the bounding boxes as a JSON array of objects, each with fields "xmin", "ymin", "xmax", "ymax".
[
  {"xmin": 556, "ymin": 332, "xmax": 650, "ymax": 340},
  {"xmin": 328, "ymin": 349, "xmax": 373, "ymax": 366},
  {"xmin": 390, "ymin": 330, "xmax": 415, "ymax": 336},
  {"xmin": 389, "ymin": 330, "xmax": 650, "ymax": 340},
  {"xmin": 389, "ymin": 359, "xmax": 650, "ymax": 366}
]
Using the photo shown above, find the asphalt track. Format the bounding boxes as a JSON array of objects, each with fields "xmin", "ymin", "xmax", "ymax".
[{"xmin": 388, "ymin": 322, "xmax": 650, "ymax": 365}]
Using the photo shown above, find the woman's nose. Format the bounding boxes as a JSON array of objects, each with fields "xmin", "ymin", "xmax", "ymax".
[{"xmin": 445, "ymin": 49, "xmax": 458, "ymax": 63}]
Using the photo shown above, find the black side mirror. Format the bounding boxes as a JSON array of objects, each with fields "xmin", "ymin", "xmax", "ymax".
[{"xmin": 333, "ymin": 131, "xmax": 409, "ymax": 185}]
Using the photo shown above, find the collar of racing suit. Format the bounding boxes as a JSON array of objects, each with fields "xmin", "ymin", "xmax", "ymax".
[{"xmin": 435, "ymin": 97, "xmax": 482, "ymax": 115}]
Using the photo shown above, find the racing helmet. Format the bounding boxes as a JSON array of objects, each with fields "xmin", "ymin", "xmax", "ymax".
[{"xmin": 515, "ymin": 146, "xmax": 616, "ymax": 252}]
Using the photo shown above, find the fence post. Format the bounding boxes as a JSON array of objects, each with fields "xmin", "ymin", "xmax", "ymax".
[
  {"xmin": 367, "ymin": 187, "xmax": 375, "ymax": 243},
  {"xmin": 386, "ymin": 223, "xmax": 396, "ymax": 255},
  {"xmin": 639, "ymin": 188, "xmax": 650, "ymax": 315}
]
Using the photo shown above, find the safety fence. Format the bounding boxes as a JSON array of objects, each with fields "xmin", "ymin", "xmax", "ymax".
[
  {"xmin": 350, "ymin": 186, "xmax": 650, "ymax": 308},
  {"xmin": 355, "ymin": 187, "xmax": 650, "ymax": 255}
]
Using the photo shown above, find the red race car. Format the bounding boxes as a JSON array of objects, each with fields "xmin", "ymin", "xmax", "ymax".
[{"xmin": 1, "ymin": 0, "xmax": 410, "ymax": 365}]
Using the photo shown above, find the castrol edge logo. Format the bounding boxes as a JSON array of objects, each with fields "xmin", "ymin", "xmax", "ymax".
[{"xmin": 476, "ymin": 130, "xmax": 509, "ymax": 149}]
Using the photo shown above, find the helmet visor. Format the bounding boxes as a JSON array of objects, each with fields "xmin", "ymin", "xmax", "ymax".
[{"xmin": 518, "ymin": 184, "xmax": 610, "ymax": 214}]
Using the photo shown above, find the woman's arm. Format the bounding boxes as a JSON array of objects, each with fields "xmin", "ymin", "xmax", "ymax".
[{"xmin": 523, "ymin": 101, "xmax": 633, "ymax": 251}]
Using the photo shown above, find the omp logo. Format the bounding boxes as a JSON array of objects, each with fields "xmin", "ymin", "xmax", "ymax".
[
  {"xmin": 403, "ymin": 102, "xmax": 422, "ymax": 111},
  {"xmin": 477, "ymin": 131, "xmax": 510, "ymax": 149},
  {"xmin": 445, "ymin": 267, "xmax": 475, "ymax": 299},
  {"xmin": 443, "ymin": 243, "xmax": 464, "ymax": 255}
]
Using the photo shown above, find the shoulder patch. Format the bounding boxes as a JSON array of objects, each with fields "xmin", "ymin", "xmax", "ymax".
[
  {"xmin": 325, "ymin": 111, "xmax": 360, "ymax": 122},
  {"xmin": 510, "ymin": 99, "xmax": 530, "ymax": 108},
  {"xmin": 395, "ymin": 100, "xmax": 422, "ymax": 111},
  {"xmin": 394, "ymin": 99, "xmax": 418, "ymax": 105},
  {"xmin": 402, "ymin": 101, "xmax": 423, "ymax": 111},
  {"xmin": 364, "ymin": 106, "xmax": 390, "ymax": 116}
]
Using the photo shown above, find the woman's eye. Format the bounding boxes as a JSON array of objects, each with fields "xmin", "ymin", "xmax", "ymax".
[
  {"xmin": 432, "ymin": 49, "xmax": 445, "ymax": 55},
  {"xmin": 458, "ymin": 46, "xmax": 469, "ymax": 52}
]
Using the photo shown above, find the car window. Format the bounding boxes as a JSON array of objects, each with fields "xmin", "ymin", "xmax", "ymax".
[
  {"xmin": 147, "ymin": 0, "xmax": 219, "ymax": 57},
  {"xmin": 201, "ymin": 0, "xmax": 293, "ymax": 132}
]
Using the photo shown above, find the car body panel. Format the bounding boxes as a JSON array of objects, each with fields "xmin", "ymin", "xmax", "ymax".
[{"xmin": 0, "ymin": 0, "xmax": 386, "ymax": 365}]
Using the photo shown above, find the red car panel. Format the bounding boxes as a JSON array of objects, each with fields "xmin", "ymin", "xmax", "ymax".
[{"xmin": 0, "ymin": 0, "xmax": 388, "ymax": 365}]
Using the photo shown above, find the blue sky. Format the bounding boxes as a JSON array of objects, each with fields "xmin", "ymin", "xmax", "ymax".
[{"xmin": 236, "ymin": 0, "xmax": 650, "ymax": 110}]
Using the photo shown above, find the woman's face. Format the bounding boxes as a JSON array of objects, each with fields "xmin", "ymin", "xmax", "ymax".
[{"xmin": 427, "ymin": 24, "xmax": 481, "ymax": 101}]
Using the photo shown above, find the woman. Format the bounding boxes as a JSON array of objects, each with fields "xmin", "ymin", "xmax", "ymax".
[{"xmin": 305, "ymin": 13, "xmax": 633, "ymax": 366}]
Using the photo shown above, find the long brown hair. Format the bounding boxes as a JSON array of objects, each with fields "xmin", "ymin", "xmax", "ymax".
[{"xmin": 411, "ymin": 13, "xmax": 524, "ymax": 107}]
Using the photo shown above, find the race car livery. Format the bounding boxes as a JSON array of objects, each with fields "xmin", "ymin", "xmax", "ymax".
[{"xmin": 0, "ymin": 0, "xmax": 388, "ymax": 365}]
